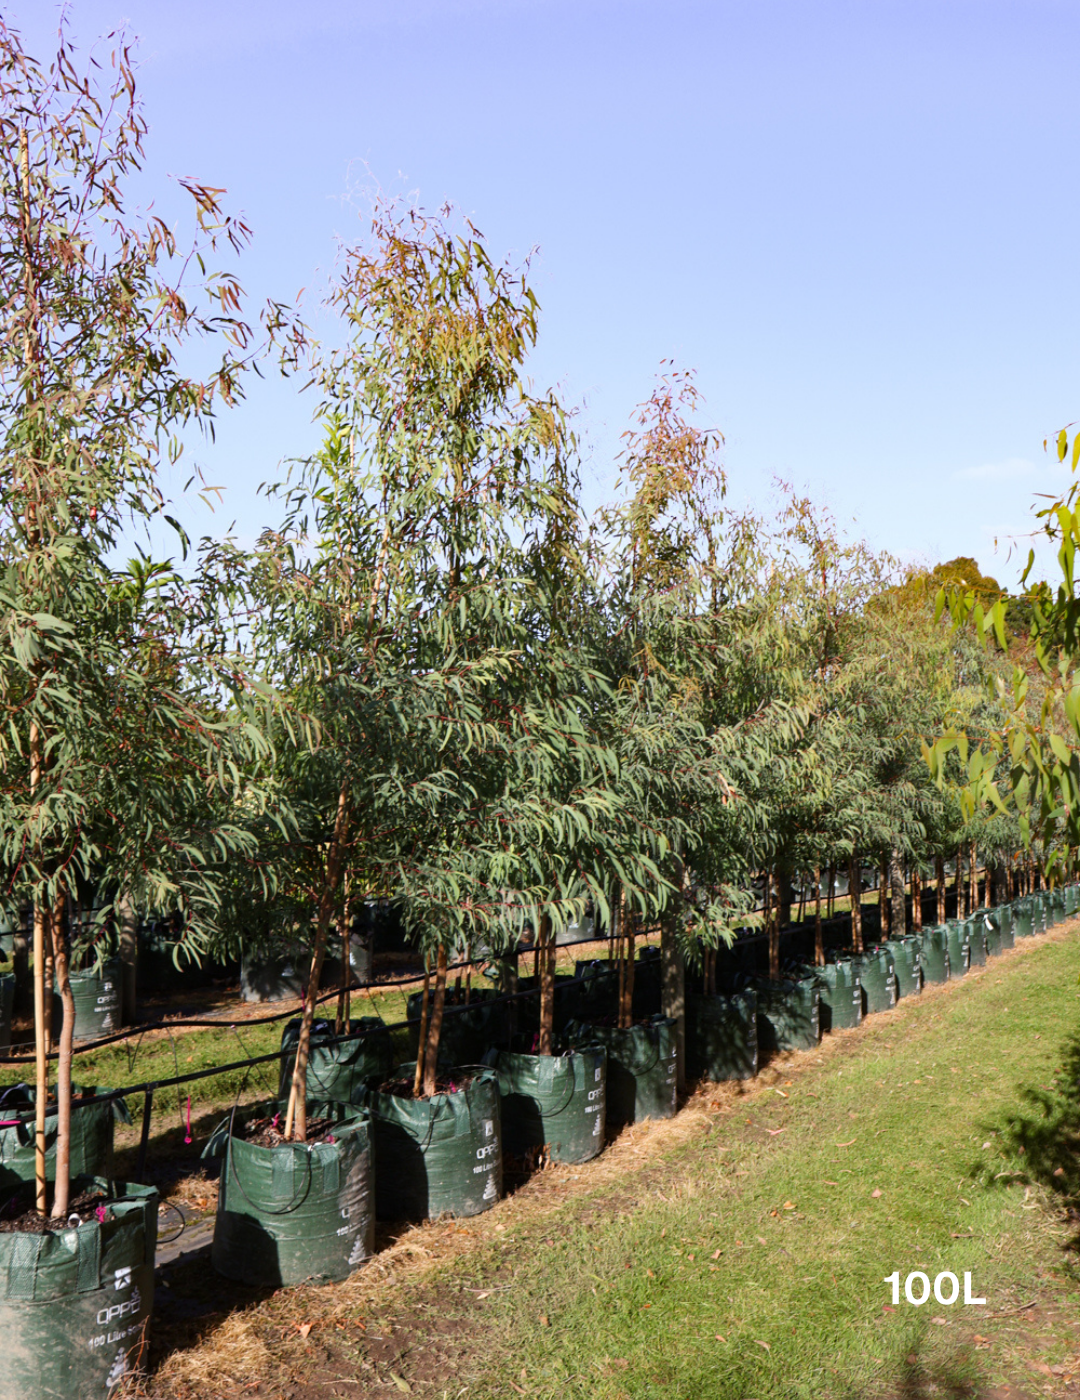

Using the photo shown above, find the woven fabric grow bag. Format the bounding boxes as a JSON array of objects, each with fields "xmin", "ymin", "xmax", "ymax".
[
  {"xmin": 566, "ymin": 1016, "xmax": 678, "ymax": 1125},
  {"xmin": 1010, "ymin": 899, "xmax": 1035, "ymax": 939},
  {"xmin": 965, "ymin": 917, "xmax": 988, "ymax": 966},
  {"xmin": 69, "ymin": 962, "xmax": 121, "ymax": 1043},
  {"xmin": 406, "ymin": 989, "xmax": 509, "ymax": 1068},
  {"xmin": 494, "ymin": 1046, "xmax": 606, "ymax": 1164},
  {"xmin": 916, "ymin": 928, "xmax": 950, "ymax": 985},
  {"xmin": 205, "ymin": 1099, "xmax": 374, "ymax": 1287},
  {"xmin": 996, "ymin": 905, "xmax": 1015, "ymax": 950},
  {"xmin": 685, "ymin": 992, "xmax": 758, "ymax": 1080},
  {"xmin": 0, "ymin": 972, "xmax": 13, "ymax": 1055},
  {"xmin": 278, "ymin": 1018, "xmax": 395, "ymax": 1103},
  {"xmin": 814, "ymin": 961, "xmax": 863, "ymax": 1031},
  {"xmin": 0, "ymin": 1086, "xmax": 130, "ymax": 1193},
  {"xmin": 983, "ymin": 913, "xmax": 1004, "ymax": 958},
  {"xmin": 888, "ymin": 937, "xmax": 922, "ymax": 999},
  {"xmin": 570, "ymin": 961, "xmax": 621, "ymax": 1022},
  {"xmin": 943, "ymin": 922, "xmax": 970, "ymax": 977},
  {"xmin": 357, "ymin": 1067, "xmax": 502, "ymax": 1221},
  {"xmin": 1066, "ymin": 884, "xmax": 1080, "ymax": 916},
  {"xmin": 754, "ymin": 979, "xmax": 821, "ymax": 1052},
  {"xmin": 0, "ymin": 1177, "xmax": 157, "ymax": 1400},
  {"xmin": 858, "ymin": 948, "xmax": 897, "ymax": 1015}
]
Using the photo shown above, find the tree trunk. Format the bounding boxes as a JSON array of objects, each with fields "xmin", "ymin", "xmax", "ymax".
[
  {"xmin": 538, "ymin": 914, "xmax": 555, "ymax": 1054},
  {"xmin": 619, "ymin": 902, "xmax": 635, "ymax": 1031},
  {"xmin": 33, "ymin": 900, "xmax": 49, "ymax": 1213},
  {"xmin": 969, "ymin": 841, "xmax": 978, "ymax": 915},
  {"xmin": 936, "ymin": 855, "xmax": 946, "ymax": 923},
  {"xmin": 889, "ymin": 848, "xmax": 906, "ymax": 937},
  {"xmin": 661, "ymin": 912, "xmax": 685, "ymax": 1093},
  {"xmin": 285, "ymin": 781, "xmax": 350, "ymax": 1142},
  {"xmin": 827, "ymin": 864, "xmax": 835, "ymax": 920},
  {"xmin": 879, "ymin": 852, "xmax": 888, "ymax": 933},
  {"xmin": 421, "ymin": 944, "xmax": 448, "ymax": 1098},
  {"xmin": 766, "ymin": 869, "xmax": 779, "ymax": 979},
  {"xmin": 912, "ymin": 868, "xmax": 922, "ymax": 931},
  {"xmin": 412, "ymin": 964, "xmax": 431, "ymax": 1098},
  {"xmin": 776, "ymin": 870, "xmax": 793, "ymax": 930},
  {"xmin": 983, "ymin": 850, "xmax": 991, "ymax": 908},
  {"xmin": 118, "ymin": 891, "xmax": 138, "ymax": 1028},
  {"xmin": 850, "ymin": 855, "xmax": 863, "ymax": 954},
  {"xmin": 814, "ymin": 864, "xmax": 823, "ymax": 966},
  {"xmin": 335, "ymin": 876, "xmax": 353, "ymax": 1036},
  {"xmin": 49, "ymin": 894, "xmax": 75, "ymax": 1219}
]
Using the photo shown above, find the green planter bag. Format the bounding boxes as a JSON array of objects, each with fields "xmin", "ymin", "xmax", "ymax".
[
  {"xmin": 983, "ymin": 913, "xmax": 1004, "ymax": 957},
  {"xmin": 1066, "ymin": 884, "xmax": 1080, "ymax": 916},
  {"xmin": 406, "ymin": 988, "xmax": 509, "ymax": 1068},
  {"xmin": 943, "ymin": 922, "xmax": 970, "ymax": 977},
  {"xmin": 357, "ymin": 1067, "xmax": 502, "ymax": 1221},
  {"xmin": 753, "ymin": 978, "xmax": 820, "ymax": 1053},
  {"xmin": 1010, "ymin": 899, "xmax": 1034, "ymax": 939},
  {"xmin": 0, "ymin": 1086, "xmax": 130, "ymax": 1193},
  {"xmin": 0, "ymin": 1177, "xmax": 157, "ymax": 1400},
  {"xmin": 857, "ymin": 948, "xmax": 897, "ymax": 1015},
  {"xmin": 965, "ymin": 917, "xmax": 988, "ymax": 966},
  {"xmin": 916, "ymin": 928, "xmax": 949, "ymax": 985},
  {"xmin": 205, "ymin": 1099, "xmax": 374, "ymax": 1287},
  {"xmin": 996, "ymin": 905, "xmax": 1015, "ymax": 950},
  {"xmin": 813, "ymin": 961, "xmax": 863, "ymax": 1031},
  {"xmin": 686, "ymin": 992, "xmax": 758, "ymax": 1080},
  {"xmin": 0, "ymin": 972, "xmax": 13, "ymax": 1055},
  {"xmin": 494, "ymin": 1047, "xmax": 606, "ymax": 1163},
  {"xmin": 70, "ymin": 961, "xmax": 121, "ymax": 1042},
  {"xmin": 570, "ymin": 961, "xmax": 620, "ymax": 1022},
  {"xmin": 278, "ymin": 1018, "xmax": 395, "ymax": 1103},
  {"xmin": 566, "ymin": 1016, "xmax": 678, "ymax": 1125},
  {"xmin": 888, "ymin": 937, "xmax": 922, "ymax": 998}
]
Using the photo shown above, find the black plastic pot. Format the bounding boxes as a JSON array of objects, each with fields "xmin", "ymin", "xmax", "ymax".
[
  {"xmin": 0, "ymin": 1177, "xmax": 157, "ymax": 1400},
  {"xmin": 205, "ymin": 1099, "xmax": 374, "ymax": 1287}
]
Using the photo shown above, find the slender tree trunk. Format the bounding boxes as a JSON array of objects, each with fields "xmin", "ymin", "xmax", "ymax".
[
  {"xmin": 889, "ymin": 848, "xmax": 906, "ymax": 937},
  {"xmin": 50, "ymin": 893, "xmax": 75, "ymax": 1219},
  {"xmin": 936, "ymin": 856, "xmax": 946, "ymax": 923},
  {"xmin": 33, "ymin": 899, "xmax": 48, "ymax": 1213},
  {"xmin": 983, "ymin": 850, "xmax": 991, "ymax": 908},
  {"xmin": 118, "ymin": 891, "xmax": 138, "ymax": 1028},
  {"xmin": 421, "ymin": 944, "xmax": 448, "ymax": 1098},
  {"xmin": 619, "ymin": 897, "xmax": 635, "ymax": 1030},
  {"xmin": 912, "ymin": 868, "xmax": 923, "ymax": 931},
  {"xmin": 879, "ymin": 852, "xmax": 888, "ymax": 933},
  {"xmin": 285, "ymin": 781, "xmax": 350, "ymax": 1142},
  {"xmin": 850, "ymin": 855, "xmax": 863, "ymax": 954},
  {"xmin": 412, "ymin": 964, "xmax": 431, "ymax": 1098},
  {"xmin": 538, "ymin": 914, "xmax": 555, "ymax": 1054},
  {"xmin": 814, "ymin": 864, "xmax": 823, "ymax": 966},
  {"xmin": 827, "ymin": 864, "xmax": 835, "ymax": 920},
  {"xmin": 969, "ymin": 841, "xmax": 978, "ymax": 916},
  {"xmin": 766, "ymin": 869, "xmax": 781, "ymax": 979},
  {"xmin": 661, "ymin": 876, "xmax": 686, "ymax": 1092},
  {"xmin": 777, "ymin": 870, "xmax": 793, "ymax": 930}
]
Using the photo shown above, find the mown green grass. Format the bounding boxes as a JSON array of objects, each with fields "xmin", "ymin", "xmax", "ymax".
[{"xmin": 442, "ymin": 931, "xmax": 1080, "ymax": 1398}]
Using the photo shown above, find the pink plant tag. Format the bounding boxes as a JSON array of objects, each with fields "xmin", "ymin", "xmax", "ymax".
[{"xmin": 184, "ymin": 1095, "xmax": 192, "ymax": 1145}]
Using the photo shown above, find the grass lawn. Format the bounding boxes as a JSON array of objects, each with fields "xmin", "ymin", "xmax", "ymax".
[{"xmin": 148, "ymin": 923, "xmax": 1080, "ymax": 1399}]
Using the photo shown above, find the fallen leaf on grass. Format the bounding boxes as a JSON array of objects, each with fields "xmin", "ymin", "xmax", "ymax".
[
  {"xmin": 836, "ymin": 1139, "xmax": 856, "ymax": 1147},
  {"xmin": 931, "ymin": 1316, "xmax": 947, "ymax": 1326},
  {"xmin": 756, "ymin": 1236, "xmax": 767, "ymax": 1246},
  {"xmin": 1031, "ymin": 1362, "xmax": 1054, "ymax": 1376},
  {"xmin": 755, "ymin": 1339, "xmax": 771, "ymax": 1351},
  {"xmin": 882, "ymin": 1305, "xmax": 896, "ymax": 1314},
  {"xmin": 1054, "ymin": 1166, "xmax": 1066, "ymax": 1177},
  {"xmin": 783, "ymin": 1201, "xmax": 796, "ymax": 1210},
  {"xmin": 389, "ymin": 1374, "xmax": 412, "ymax": 1394},
  {"xmin": 297, "ymin": 1323, "xmax": 313, "ymax": 1339},
  {"xmin": 765, "ymin": 1127, "xmax": 786, "ymax": 1136},
  {"xmin": 824, "ymin": 1180, "xmax": 839, "ymax": 1186},
  {"xmin": 712, "ymin": 1248, "xmax": 722, "ymax": 1259},
  {"xmin": 774, "ymin": 1089, "xmax": 788, "ymax": 1098},
  {"xmin": 474, "ymin": 1291, "xmax": 491, "ymax": 1300},
  {"xmin": 871, "ymin": 1189, "xmax": 882, "ymax": 1199},
  {"xmin": 539, "ymin": 1315, "xmax": 550, "ymax": 1327},
  {"xmin": 715, "ymin": 1334, "xmax": 727, "ymax": 1343},
  {"xmin": 950, "ymin": 1232, "xmax": 973, "ymax": 1239}
]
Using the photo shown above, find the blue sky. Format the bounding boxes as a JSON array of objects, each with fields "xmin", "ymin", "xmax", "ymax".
[{"xmin": 13, "ymin": 0, "xmax": 1080, "ymax": 585}]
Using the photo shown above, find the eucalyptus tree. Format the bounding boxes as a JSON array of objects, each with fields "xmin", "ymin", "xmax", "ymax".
[
  {"xmin": 0, "ymin": 22, "xmax": 275, "ymax": 1215},
  {"xmin": 233, "ymin": 202, "xmax": 639, "ymax": 1130}
]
